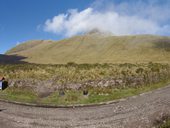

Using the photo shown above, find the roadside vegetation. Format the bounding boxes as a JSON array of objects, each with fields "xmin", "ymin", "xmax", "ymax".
[
  {"xmin": 159, "ymin": 120, "xmax": 170, "ymax": 128},
  {"xmin": 154, "ymin": 114, "xmax": 170, "ymax": 128},
  {"xmin": 0, "ymin": 62, "xmax": 170, "ymax": 105},
  {"xmin": 160, "ymin": 120, "xmax": 170, "ymax": 128}
]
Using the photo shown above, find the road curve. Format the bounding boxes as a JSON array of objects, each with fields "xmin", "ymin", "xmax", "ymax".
[{"xmin": 1, "ymin": 85, "xmax": 170, "ymax": 128}]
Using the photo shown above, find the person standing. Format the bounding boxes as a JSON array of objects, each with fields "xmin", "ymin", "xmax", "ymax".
[{"xmin": 0, "ymin": 77, "xmax": 5, "ymax": 90}]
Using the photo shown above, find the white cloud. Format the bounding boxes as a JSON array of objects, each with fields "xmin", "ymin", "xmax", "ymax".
[
  {"xmin": 43, "ymin": 0, "xmax": 170, "ymax": 37},
  {"xmin": 16, "ymin": 41, "xmax": 21, "ymax": 46}
]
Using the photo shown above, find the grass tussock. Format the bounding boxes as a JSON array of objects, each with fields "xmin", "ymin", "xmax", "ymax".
[{"xmin": 1, "ymin": 62, "xmax": 169, "ymax": 85}]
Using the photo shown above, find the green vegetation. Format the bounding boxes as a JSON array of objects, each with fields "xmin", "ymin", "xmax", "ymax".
[
  {"xmin": 154, "ymin": 115, "xmax": 170, "ymax": 128},
  {"xmin": 0, "ymin": 62, "xmax": 170, "ymax": 105},
  {"xmin": 159, "ymin": 120, "xmax": 170, "ymax": 128},
  {"xmin": 6, "ymin": 35, "xmax": 170, "ymax": 64},
  {"xmin": 0, "ymin": 79, "xmax": 169, "ymax": 105},
  {"xmin": 0, "ymin": 87, "xmax": 37, "ymax": 103}
]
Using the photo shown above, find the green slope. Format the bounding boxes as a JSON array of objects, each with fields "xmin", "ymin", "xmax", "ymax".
[{"xmin": 6, "ymin": 34, "xmax": 170, "ymax": 64}]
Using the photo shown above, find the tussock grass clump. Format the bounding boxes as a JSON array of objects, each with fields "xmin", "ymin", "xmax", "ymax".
[
  {"xmin": 0, "ymin": 62, "xmax": 169, "ymax": 89},
  {"xmin": 0, "ymin": 62, "xmax": 170, "ymax": 105}
]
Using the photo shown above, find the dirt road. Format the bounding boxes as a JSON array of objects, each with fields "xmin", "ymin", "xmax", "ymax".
[{"xmin": 1, "ymin": 85, "xmax": 170, "ymax": 128}]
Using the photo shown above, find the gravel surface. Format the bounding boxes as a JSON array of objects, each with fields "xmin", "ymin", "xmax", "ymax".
[{"xmin": 0, "ymin": 85, "xmax": 170, "ymax": 128}]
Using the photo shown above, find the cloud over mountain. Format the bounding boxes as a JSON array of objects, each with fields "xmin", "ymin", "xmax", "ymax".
[{"xmin": 43, "ymin": 0, "xmax": 170, "ymax": 37}]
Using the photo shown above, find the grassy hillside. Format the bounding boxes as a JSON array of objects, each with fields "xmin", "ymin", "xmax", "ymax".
[{"xmin": 6, "ymin": 34, "xmax": 170, "ymax": 64}]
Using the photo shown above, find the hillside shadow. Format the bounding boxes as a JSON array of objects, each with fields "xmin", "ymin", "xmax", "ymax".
[
  {"xmin": 154, "ymin": 38, "xmax": 170, "ymax": 52},
  {"xmin": 0, "ymin": 54, "xmax": 28, "ymax": 64}
]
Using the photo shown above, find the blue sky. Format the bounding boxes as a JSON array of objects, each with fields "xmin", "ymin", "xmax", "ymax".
[
  {"xmin": 1, "ymin": 0, "xmax": 170, "ymax": 54},
  {"xmin": 0, "ymin": 0, "xmax": 92, "ymax": 53}
]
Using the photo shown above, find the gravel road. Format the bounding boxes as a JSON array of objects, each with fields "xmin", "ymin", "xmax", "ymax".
[{"xmin": 0, "ymin": 85, "xmax": 170, "ymax": 128}]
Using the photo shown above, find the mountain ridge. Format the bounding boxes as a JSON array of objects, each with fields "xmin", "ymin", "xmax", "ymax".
[{"xmin": 6, "ymin": 34, "xmax": 170, "ymax": 64}]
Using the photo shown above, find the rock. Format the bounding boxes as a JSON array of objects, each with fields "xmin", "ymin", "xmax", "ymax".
[
  {"xmin": 59, "ymin": 90, "xmax": 65, "ymax": 96},
  {"xmin": 83, "ymin": 90, "xmax": 88, "ymax": 95}
]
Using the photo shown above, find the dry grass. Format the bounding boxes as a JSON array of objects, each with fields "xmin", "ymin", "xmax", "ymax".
[
  {"xmin": 0, "ymin": 63, "xmax": 169, "ymax": 89},
  {"xmin": 6, "ymin": 35, "xmax": 170, "ymax": 64}
]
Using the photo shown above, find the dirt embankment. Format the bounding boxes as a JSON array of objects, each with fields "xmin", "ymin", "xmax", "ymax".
[{"xmin": 8, "ymin": 76, "xmax": 159, "ymax": 97}]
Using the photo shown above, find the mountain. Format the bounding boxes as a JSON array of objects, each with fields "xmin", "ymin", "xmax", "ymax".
[{"xmin": 6, "ymin": 34, "xmax": 170, "ymax": 64}]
